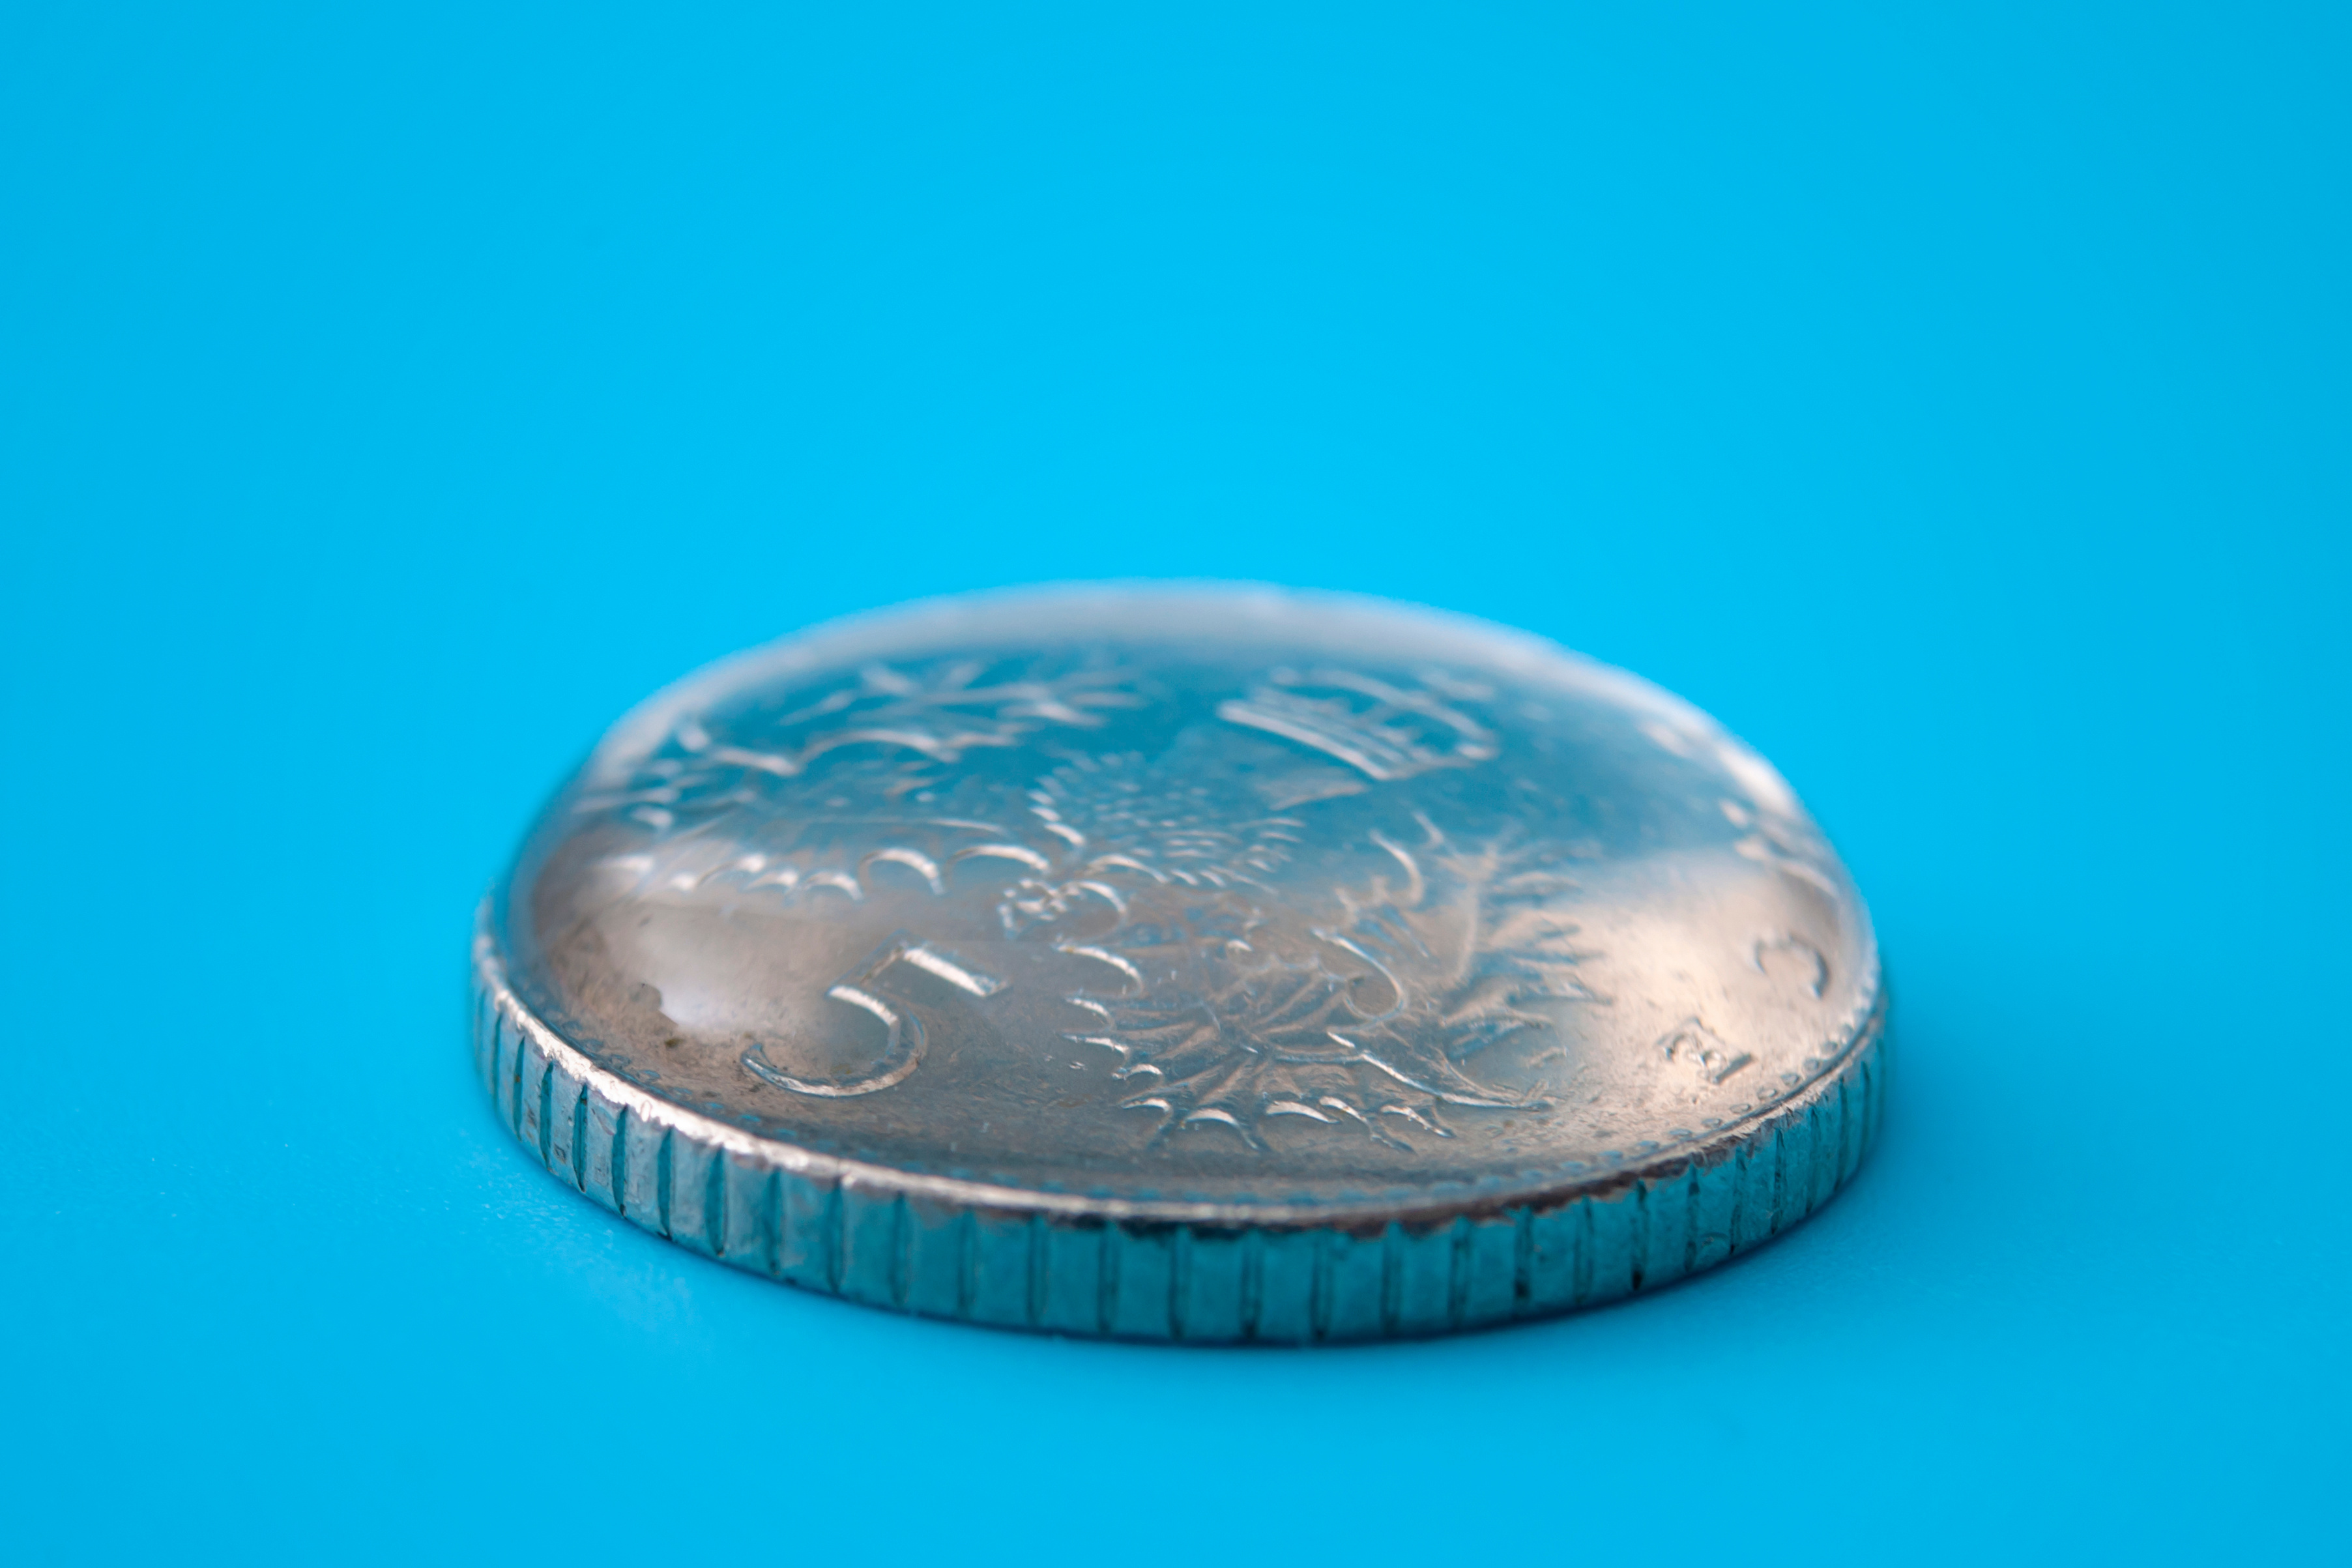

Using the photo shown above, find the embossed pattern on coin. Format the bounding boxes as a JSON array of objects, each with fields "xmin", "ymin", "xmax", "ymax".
[{"xmin": 476, "ymin": 587, "xmax": 1884, "ymax": 1339}]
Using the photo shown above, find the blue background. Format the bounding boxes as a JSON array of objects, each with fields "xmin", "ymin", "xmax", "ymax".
[{"xmin": 4, "ymin": 4, "xmax": 2345, "ymax": 1562}]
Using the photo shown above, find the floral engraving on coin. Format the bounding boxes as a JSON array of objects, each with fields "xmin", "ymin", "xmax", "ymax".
[
  {"xmin": 1063, "ymin": 817, "xmax": 1598, "ymax": 1149},
  {"xmin": 580, "ymin": 654, "xmax": 1146, "ymax": 830},
  {"xmin": 567, "ymin": 652, "xmax": 1608, "ymax": 1151}
]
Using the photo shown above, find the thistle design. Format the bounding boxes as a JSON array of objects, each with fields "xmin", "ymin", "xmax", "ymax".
[
  {"xmin": 1061, "ymin": 815, "xmax": 1598, "ymax": 1150},
  {"xmin": 994, "ymin": 751, "xmax": 1303, "ymax": 938},
  {"xmin": 573, "ymin": 654, "xmax": 1598, "ymax": 1154}
]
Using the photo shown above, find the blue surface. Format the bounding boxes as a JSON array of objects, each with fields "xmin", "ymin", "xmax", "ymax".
[{"xmin": 4, "ymin": 5, "xmax": 2345, "ymax": 1562}]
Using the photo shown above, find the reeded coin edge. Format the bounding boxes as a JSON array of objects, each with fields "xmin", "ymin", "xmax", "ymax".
[{"xmin": 471, "ymin": 914, "xmax": 1886, "ymax": 1341}]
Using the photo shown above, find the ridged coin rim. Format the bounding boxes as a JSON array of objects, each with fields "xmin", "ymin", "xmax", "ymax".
[{"xmin": 471, "ymin": 912, "xmax": 1885, "ymax": 1339}]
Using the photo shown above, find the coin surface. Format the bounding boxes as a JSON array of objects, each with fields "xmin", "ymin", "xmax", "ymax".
[{"xmin": 474, "ymin": 586, "xmax": 1883, "ymax": 1340}]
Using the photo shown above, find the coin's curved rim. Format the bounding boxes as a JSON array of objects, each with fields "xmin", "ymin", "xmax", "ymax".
[
  {"xmin": 475, "ymin": 907, "xmax": 1885, "ymax": 1232},
  {"xmin": 475, "ymin": 907, "xmax": 1887, "ymax": 1341}
]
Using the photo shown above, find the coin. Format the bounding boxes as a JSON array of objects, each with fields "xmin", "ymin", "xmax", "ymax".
[{"xmin": 474, "ymin": 586, "xmax": 1883, "ymax": 1341}]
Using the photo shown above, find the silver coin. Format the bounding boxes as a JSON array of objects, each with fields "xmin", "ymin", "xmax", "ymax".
[{"xmin": 474, "ymin": 586, "xmax": 1883, "ymax": 1340}]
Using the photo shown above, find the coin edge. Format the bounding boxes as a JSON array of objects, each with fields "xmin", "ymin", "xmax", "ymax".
[{"xmin": 471, "ymin": 908, "xmax": 1887, "ymax": 1340}]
